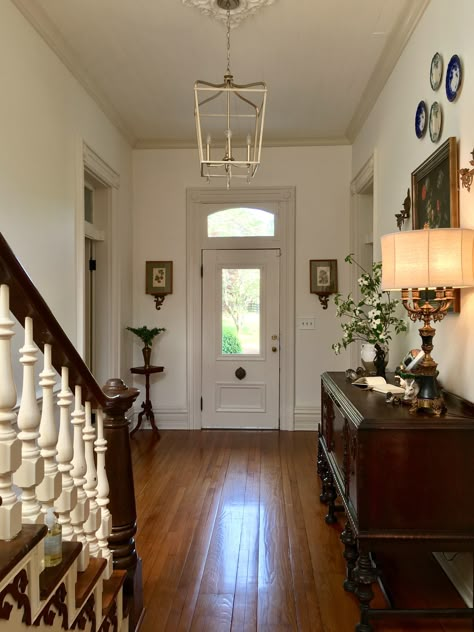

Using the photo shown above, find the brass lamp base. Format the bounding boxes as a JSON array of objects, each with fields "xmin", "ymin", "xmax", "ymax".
[
  {"xmin": 409, "ymin": 395, "xmax": 446, "ymax": 416},
  {"xmin": 405, "ymin": 372, "xmax": 447, "ymax": 416}
]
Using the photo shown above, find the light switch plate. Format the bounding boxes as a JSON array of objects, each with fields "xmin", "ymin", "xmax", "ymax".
[{"xmin": 297, "ymin": 317, "xmax": 315, "ymax": 330}]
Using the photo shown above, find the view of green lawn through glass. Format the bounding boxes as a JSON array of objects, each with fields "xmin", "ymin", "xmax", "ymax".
[{"xmin": 222, "ymin": 268, "xmax": 260, "ymax": 355}]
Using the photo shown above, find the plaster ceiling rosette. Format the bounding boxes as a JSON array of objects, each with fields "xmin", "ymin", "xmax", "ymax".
[{"xmin": 182, "ymin": 0, "xmax": 276, "ymax": 28}]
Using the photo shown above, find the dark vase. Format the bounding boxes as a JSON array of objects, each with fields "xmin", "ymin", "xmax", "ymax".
[
  {"xmin": 142, "ymin": 345, "xmax": 152, "ymax": 368},
  {"xmin": 374, "ymin": 343, "xmax": 386, "ymax": 380}
]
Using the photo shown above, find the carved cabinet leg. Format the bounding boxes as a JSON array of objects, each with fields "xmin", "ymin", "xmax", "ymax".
[
  {"xmin": 340, "ymin": 521, "xmax": 358, "ymax": 593},
  {"xmin": 354, "ymin": 551, "xmax": 376, "ymax": 632},
  {"xmin": 318, "ymin": 444, "xmax": 330, "ymax": 504},
  {"xmin": 324, "ymin": 469, "xmax": 338, "ymax": 524}
]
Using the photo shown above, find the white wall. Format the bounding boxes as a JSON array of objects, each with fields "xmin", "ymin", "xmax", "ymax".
[
  {"xmin": 132, "ymin": 145, "xmax": 352, "ymax": 425},
  {"xmin": 0, "ymin": 2, "xmax": 134, "ymax": 378},
  {"xmin": 353, "ymin": 0, "xmax": 474, "ymax": 401},
  {"xmin": 352, "ymin": 0, "xmax": 474, "ymax": 604}
]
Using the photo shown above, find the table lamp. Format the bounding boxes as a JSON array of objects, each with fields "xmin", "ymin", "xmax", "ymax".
[{"xmin": 381, "ymin": 228, "xmax": 474, "ymax": 415}]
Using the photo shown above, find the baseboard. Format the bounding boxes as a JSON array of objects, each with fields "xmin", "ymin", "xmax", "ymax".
[
  {"xmin": 293, "ymin": 407, "xmax": 320, "ymax": 431},
  {"xmin": 434, "ymin": 552, "xmax": 473, "ymax": 607},
  {"xmin": 129, "ymin": 408, "xmax": 190, "ymax": 430}
]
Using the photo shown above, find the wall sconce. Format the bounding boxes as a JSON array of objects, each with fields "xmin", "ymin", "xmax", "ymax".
[
  {"xmin": 395, "ymin": 188, "xmax": 411, "ymax": 230},
  {"xmin": 146, "ymin": 261, "xmax": 173, "ymax": 310},
  {"xmin": 459, "ymin": 148, "xmax": 474, "ymax": 191},
  {"xmin": 310, "ymin": 259, "xmax": 338, "ymax": 309},
  {"xmin": 381, "ymin": 228, "xmax": 474, "ymax": 415}
]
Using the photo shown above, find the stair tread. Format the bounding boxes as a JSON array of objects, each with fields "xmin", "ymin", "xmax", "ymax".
[
  {"xmin": 0, "ymin": 524, "xmax": 47, "ymax": 584},
  {"xmin": 40, "ymin": 540, "xmax": 82, "ymax": 600},
  {"xmin": 76, "ymin": 557, "xmax": 107, "ymax": 609},
  {"xmin": 102, "ymin": 569, "xmax": 127, "ymax": 616}
]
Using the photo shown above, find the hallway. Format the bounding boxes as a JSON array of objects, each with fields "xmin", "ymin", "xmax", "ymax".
[{"xmin": 131, "ymin": 430, "xmax": 469, "ymax": 631}]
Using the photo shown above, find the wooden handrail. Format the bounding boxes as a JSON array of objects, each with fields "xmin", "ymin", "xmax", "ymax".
[{"xmin": 0, "ymin": 232, "xmax": 116, "ymax": 408}]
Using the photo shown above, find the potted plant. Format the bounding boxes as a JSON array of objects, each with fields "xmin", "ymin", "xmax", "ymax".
[
  {"xmin": 126, "ymin": 325, "xmax": 166, "ymax": 367},
  {"xmin": 331, "ymin": 255, "xmax": 407, "ymax": 375}
]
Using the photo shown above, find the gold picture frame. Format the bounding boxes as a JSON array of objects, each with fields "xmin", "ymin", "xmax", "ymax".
[
  {"xmin": 411, "ymin": 137, "xmax": 460, "ymax": 312},
  {"xmin": 411, "ymin": 136, "xmax": 459, "ymax": 230}
]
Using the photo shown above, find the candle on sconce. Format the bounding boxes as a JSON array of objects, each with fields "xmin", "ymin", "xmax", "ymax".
[
  {"xmin": 206, "ymin": 135, "xmax": 211, "ymax": 161},
  {"xmin": 246, "ymin": 134, "xmax": 251, "ymax": 162}
]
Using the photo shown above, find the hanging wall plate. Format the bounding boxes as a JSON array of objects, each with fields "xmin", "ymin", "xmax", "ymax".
[
  {"xmin": 429, "ymin": 102, "xmax": 442, "ymax": 142},
  {"xmin": 446, "ymin": 54, "xmax": 462, "ymax": 102},
  {"xmin": 415, "ymin": 100, "xmax": 427, "ymax": 139},
  {"xmin": 430, "ymin": 52, "xmax": 443, "ymax": 91}
]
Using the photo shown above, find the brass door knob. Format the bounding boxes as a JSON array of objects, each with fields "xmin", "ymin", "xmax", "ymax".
[{"xmin": 272, "ymin": 346, "xmax": 278, "ymax": 352}]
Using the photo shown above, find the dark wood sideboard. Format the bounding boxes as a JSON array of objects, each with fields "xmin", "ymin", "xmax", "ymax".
[{"xmin": 318, "ymin": 371, "xmax": 474, "ymax": 632}]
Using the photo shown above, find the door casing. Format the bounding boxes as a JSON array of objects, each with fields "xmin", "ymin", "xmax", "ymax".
[{"xmin": 186, "ymin": 186, "xmax": 295, "ymax": 431}]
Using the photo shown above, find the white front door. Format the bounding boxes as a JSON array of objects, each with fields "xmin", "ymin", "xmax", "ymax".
[{"xmin": 202, "ymin": 249, "xmax": 280, "ymax": 429}]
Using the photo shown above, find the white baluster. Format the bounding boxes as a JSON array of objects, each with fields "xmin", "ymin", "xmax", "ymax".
[
  {"xmin": 0, "ymin": 285, "xmax": 21, "ymax": 539},
  {"xmin": 54, "ymin": 367, "xmax": 76, "ymax": 541},
  {"xmin": 13, "ymin": 317, "xmax": 43, "ymax": 524},
  {"xmin": 70, "ymin": 385, "xmax": 90, "ymax": 571},
  {"xmin": 83, "ymin": 402, "xmax": 100, "ymax": 557},
  {"xmin": 36, "ymin": 344, "xmax": 61, "ymax": 511},
  {"xmin": 95, "ymin": 408, "xmax": 112, "ymax": 578}
]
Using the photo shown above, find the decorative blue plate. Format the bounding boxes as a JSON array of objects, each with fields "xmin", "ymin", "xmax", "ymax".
[
  {"xmin": 430, "ymin": 52, "xmax": 443, "ymax": 91},
  {"xmin": 429, "ymin": 101, "xmax": 442, "ymax": 142},
  {"xmin": 415, "ymin": 101, "xmax": 427, "ymax": 138},
  {"xmin": 446, "ymin": 54, "xmax": 462, "ymax": 101}
]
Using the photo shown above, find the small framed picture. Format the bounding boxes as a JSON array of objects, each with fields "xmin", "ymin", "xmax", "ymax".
[
  {"xmin": 146, "ymin": 261, "xmax": 173, "ymax": 295},
  {"xmin": 310, "ymin": 260, "xmax": 337, "ymax": 309}
]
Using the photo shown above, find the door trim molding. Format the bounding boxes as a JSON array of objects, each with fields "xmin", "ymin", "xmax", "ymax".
[
  {"xmin": 75, "ymin": 140, "xmax": 121, "ymax": 378},
  {"xmin": 349, "ymin": 154, "xmax": 375, "ymax": 371},
  {"xmin": 186, "ymin": 186, "xmax": 295, "ymax": 430}
]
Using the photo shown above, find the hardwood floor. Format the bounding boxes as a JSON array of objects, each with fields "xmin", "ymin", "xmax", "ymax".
[{"xmin": 131, "ymin": 430, "xmax": 471, "ymax": 632}]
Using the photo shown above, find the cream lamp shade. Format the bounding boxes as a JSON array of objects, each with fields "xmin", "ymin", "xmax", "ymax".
[{"xmin": 381, "ymin": 228, "xmax": 474, "ymax": 291}]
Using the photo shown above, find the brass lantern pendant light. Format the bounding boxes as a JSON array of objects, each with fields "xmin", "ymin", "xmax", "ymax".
[{"xmin": 194, "ymin": 0, "xmax": 267, "ymax": 188}]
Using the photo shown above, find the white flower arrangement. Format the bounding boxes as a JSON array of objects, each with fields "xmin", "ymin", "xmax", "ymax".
[{"xmin": 332, "ymin": 254, "xmax": 407, "ymax": 354}]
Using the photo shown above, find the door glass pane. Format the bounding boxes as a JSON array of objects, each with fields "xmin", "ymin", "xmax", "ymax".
[
  {"xmin": 208, "ymin": 208, "xmax": 274, "ymax": 237},
  {"xmin": 222, "ymin": 268, "xmax": 260, "ymax": 355}
]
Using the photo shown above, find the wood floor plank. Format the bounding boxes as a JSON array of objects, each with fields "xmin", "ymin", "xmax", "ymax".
[{"xmin": 131, "ymin": 430, "xmax": 472, "ymax": 632}]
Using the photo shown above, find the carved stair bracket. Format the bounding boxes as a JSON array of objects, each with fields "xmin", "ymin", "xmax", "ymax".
[{"xmin": 0, "ymin": 569, "xmax": 31, "ymax": 625}]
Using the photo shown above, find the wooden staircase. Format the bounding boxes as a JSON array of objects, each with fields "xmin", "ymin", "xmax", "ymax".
[{"xmin": 0, "ymin": 234, "xmax": 143, "ymax": 631}]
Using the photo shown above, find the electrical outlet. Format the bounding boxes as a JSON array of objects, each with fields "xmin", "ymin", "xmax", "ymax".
[{"xmin": 297, "ymin": 317, "xmax": 315, "ymax": 330}]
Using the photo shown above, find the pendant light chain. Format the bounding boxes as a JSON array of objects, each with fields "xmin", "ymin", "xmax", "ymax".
[{"xmin": 226, "ymin": 8, "xmax": 231, "ymax": 74}]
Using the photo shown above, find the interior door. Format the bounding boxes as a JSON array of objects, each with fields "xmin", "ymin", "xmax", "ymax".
[{"xmin": 202, "ymin": 249, "xmax": 280, "ymax": 429}]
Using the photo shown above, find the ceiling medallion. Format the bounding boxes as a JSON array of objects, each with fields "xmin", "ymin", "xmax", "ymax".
[{"xmin": 182, "ymin": 0, "xmax": 275, "ymax": 28}]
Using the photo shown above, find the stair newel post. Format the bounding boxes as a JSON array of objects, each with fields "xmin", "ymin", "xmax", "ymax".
[
  {"xmin": 83, "ymin": 401, "xmax": 100, "ymax": 557},
  {"xmin": 36, "ymin": 343, "xmax": 61, "ymax": 512},
  {"xmin": 54, "ymin": 366, "xmax": 76, "ymax": 540},
  {"xmin": 95, "ymin": 407, "xmax": 113, "ymax": 579},
  {"xmin": 13, "ymin": 316, "xmax": 43, "ymax": 524},
  {"xmin": 70, "ymin": 385, "xmax": 90, "ymax": 571},
  {"xmin": 0, "ymin": 284, "xmax": 21, "ymax": 540},
  {"xmin": 102, "ymin": 378, "xmax": 142, "ymax": 631}
]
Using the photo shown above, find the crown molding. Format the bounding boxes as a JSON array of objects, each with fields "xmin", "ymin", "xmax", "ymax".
[
  {"xmin": 11, "ymin": 0, "xmax": 136, "ymax": 146},
  {"xmin": 133, "ymin": 135, "xmax": 350, "ymax": 150},
  {"xmin": 346, "ymin": 0, "xmax": 430, "ymax": 142},
  {"xmin": 181, "ymin": 0, "xmax": 276, "ymax": 28}
]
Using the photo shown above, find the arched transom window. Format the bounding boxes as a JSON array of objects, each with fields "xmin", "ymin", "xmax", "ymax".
[{"xmin": 207, "ymin": 207, "xmax": 275, "ymax": 238}]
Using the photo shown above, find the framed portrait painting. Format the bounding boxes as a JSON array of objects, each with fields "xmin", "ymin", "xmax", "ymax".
[{"xmin": 411, "ymin": 136, "xmax": 459, "ymax": 230}]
